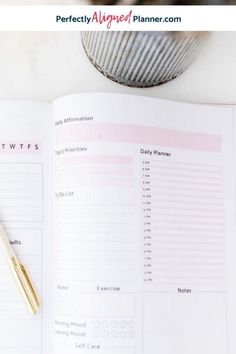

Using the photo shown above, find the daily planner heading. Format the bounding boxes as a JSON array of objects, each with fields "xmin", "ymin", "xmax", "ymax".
[{"xmin": 0, "ymin": 93, "xmax": 236, "ymax": 354}]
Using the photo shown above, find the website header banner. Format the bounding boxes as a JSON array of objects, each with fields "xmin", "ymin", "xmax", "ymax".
[{"xmin": 0, "ymin": 5, "xmax": 235, "ymax": 31}]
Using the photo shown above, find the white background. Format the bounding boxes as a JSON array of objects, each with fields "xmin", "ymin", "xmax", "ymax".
[{"xmin": 0, "ymin": 31, "xmax": 236, "ymax": 104}]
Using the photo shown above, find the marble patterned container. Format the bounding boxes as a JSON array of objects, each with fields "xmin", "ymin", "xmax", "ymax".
[{"xmin": 81, "ymin": 31, "xmax": 209, "ymax": 87}]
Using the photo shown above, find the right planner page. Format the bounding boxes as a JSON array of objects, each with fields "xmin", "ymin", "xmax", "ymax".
[{"xmin": 52, "ymin": 93, "xmax": 236, "ymax": 354}]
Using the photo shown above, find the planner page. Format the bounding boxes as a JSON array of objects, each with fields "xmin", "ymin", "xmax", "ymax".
[
  {"xmin": 0, "ymin": 102, "xmax": 53, "ymax": 354},
  {"xmin": 52, "ymin": 93, "xmax": 236, "ymax": 354}
]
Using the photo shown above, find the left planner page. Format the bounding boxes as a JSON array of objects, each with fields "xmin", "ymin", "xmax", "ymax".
[{"xmin": 0, "ymin": 102, "xmax": 53, "ymax": 354}]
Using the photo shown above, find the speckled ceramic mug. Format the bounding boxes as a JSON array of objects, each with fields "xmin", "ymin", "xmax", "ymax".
[{"xmin": 81, "ymin": 31, "xmax": 210, "ymax": 87}]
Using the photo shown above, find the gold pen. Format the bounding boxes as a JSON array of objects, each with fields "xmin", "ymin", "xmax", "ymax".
[{"xmin": 0, "ymin": 223, "xmax": 39, "ymax": 315}]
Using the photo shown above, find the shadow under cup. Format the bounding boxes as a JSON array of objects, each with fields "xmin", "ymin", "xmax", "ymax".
[{"xmin": 81, "ymin": 31, "xmax": 209, "ymax": 87}]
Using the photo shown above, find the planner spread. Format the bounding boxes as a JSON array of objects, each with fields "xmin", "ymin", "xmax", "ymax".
[{"xmin": 0, "ymin": 93, "xmax": 236, "ymax": 354}]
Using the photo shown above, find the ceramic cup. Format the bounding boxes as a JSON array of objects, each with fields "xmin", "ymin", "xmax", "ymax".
[{"xmin": 81, "ymin": 31, "xmax": 210, "ymax": 87}]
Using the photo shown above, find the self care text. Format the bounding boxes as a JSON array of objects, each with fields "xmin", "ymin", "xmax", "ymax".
[{"xmin": 56, "ymin": 11, "xmax": 181, "ymax": 29}]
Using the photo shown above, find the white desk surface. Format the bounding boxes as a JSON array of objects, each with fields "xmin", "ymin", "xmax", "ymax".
[{"xmin": 0, "ymin": 31, "xmax": 235, "ymax": 104}]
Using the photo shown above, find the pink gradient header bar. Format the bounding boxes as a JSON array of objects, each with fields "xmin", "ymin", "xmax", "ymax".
[
  {"xmin": 56, "ymin": 123, "xmax": 221, "ymax": 152},
  {"xmin": 56, "ymin": 155, "xmax": 132, "ymax": 165},
  {"xmin": 58, "ymin": 163, "xmax": 132, "ymax": 176}
]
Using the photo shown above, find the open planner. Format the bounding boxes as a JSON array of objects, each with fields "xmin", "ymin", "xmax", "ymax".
[{"xmin": 1, "ymin": 93, "xmax": 236, "ymax": 354}]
